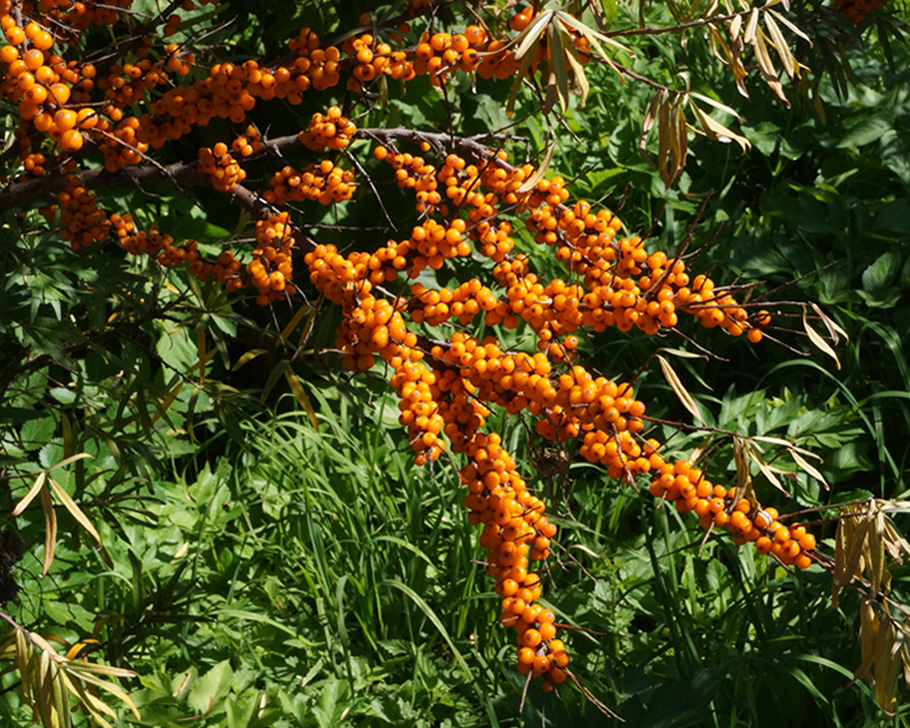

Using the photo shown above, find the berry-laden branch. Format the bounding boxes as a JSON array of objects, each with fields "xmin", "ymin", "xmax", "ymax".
[{"xmin": 0, "ymin": 0, "xmax": 862, "ymax": 709}]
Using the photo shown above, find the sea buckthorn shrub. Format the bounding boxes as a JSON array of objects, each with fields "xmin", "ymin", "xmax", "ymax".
[{"xmin": 1, "ymin": 0, "xmax": 907, "ymax": 720}]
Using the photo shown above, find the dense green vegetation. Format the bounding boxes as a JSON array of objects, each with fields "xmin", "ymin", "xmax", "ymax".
[{"xmin": 1, "ymin": 0, "xmax": 909, "ymax": 726}]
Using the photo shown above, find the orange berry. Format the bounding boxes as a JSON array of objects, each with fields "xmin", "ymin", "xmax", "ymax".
[{"xmin": 59, "ymin": 129, "xmax": 84, "ymax": 151}]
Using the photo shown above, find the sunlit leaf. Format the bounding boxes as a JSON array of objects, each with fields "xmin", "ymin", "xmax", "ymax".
[
  {"xmin": 40, "ymin": 484, "xmax": 56, "ymax": 576},
  {"xmin": 13, "ymin": 471, "xmax": 46, "ymax": 517},
  {"xmin": 764, "ymin": 13, "xmax": 797, "ymax": 79},
  {"xmin": 657, "ymin": 354, "xmax": 703, "ymax": 424},
  {"xmin": 48, "ymin": 477, "xmax": 102, "ymax": 545},
  {"xmin": 751, "ymin": 29, "xmax": 790, "ymax": 106},
  {"xmin": 284, "ymin": 366, "xmax": 319, "ymax": 431},
  {"xmin": 689, "ymin": 101, "xmax": 751, "ymax": 152},
  {"xmin": 802, "ymin": 308, "xmax": 841, "ymax": 370}
]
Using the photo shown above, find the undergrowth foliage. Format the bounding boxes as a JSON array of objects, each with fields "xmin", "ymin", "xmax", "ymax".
[{"xmin": 0, "ymin": 0, "xmax": 908, "ymax": 724}]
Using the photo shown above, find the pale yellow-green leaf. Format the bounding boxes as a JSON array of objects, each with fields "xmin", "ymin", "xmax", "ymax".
[
  {"xmin": 791, "ymin": 449, "xmax": 830, "ymax": 491},
  {"xmin": 869, "ymin": 511, "xmax": 884, "ymax": 596},
  {"xmin": 769, "ymin": 8, "xmax": 812, "ymax": 43},
  {"xmin": 41, "ymin": 484, "xmax": 57, "ymax": 576},
  {"xmin": 750, "ymin": 447, "xmax": 790, "ymax": 496},
  {"xmin": 688, "ymin": 91, "xmax": 743, "ymax": 121},
  {"xmin": 284, "ymin": 366, "xmax": 318, "ymax": 431},
  {"xmin": 874, "ymin": 625, "xmax": 901, "ymax": 715},
  {"xmin": 733, "ymin": 437, "xmax": 753, "ymax": 501},
  {"xmin": 657, "ymin": 92, "xmax": 671, "ymax": 187},
  {"xmin": 729, "ymin": 12, "xmax": 743, "ymax": 43},
  {"xmin": 277, "ymin": 304, "xmax": 312, "ymax": 347},
  {"xmin": 750, "ymin": 435, "xmax": 819, "ymax": 458},
  {"xmin": 516, "ymin": 142, "xmax": 554, "ymax": 193},
  {"xmin": 763, "ymin": 13, "xmax": 796, "ymax": 78},
  {"xmin": 507, "ymin": 30, "xmax": 542, "ymax": 116},
  {"xmin": 549, "ymin": 24, "xmax": 571, "ymax": 113},
  {"xmin": 726, "ymin": 16, "xmax": 750, "ymax": 97},
  {"xmin": 880, "ymin": 515, "xmax": 910, "ymax": 561},
  {"xmin": 657, "ymin": 355, "xmax": 703, "ymax": 424},
  {"xmin": 561, "ymin": 25, "xmax": 590, "ymax": 108},
  {"xmin": 639, "ymin": 91, "xmax": 662, "ymax": 164},
  {"xmin": 15, "ymin": 628, "xmax": 30, "ymax": 692},
  {"xmin": 232, "ymin": 348, "xmax": 268, "ymax": 371},
  {"xmin": 44, "ymin": 453, "xmax": 92, "ymax": 474},
  {"xmin": 842, "ymin": 517, "xmax": 871, "ymax": 594},
  {"xmin": 689, "ymin": 101, "xmax": 751, "ymax": 152},
  {"xmin": 13, "ymin": 471, "xmax": 46, "ymax": 517},
  {"xmin": 676, "ymin": 100, "xmax": 688, "ymax": 181},
  {"xmin": 554, "ymin": 10, "xmax": 632, "ymax": 59},
  {"xmin": 48, "ymin": 478, "xmax": 102, "ymax": 545},
  {"xmin": 511, "ymin": 10, "xmax": 554, "ymax": 60},
  {"xmin": 668, "ymin": 102, "xmax": 683, "ymax": 187},
  {"xmin": 172, "ymin": 540, "xmax": 190, "ymax": 561},
  {"xmin": 751, "ymin": 29, "xmax": 789, "ymax": 105},
  {"xmin": 802, "ymin": 307, "xmax": 841, "ymax": 369},
  {"xmin": 811, "ymin": 302, "xmax": 849, "ymax": 345},
  {"xmin": 64, "ymin": 660, "xmax": 137, "ymax": 679},
  {"xmin": 60, "ymin": 669, "xmax": 118, "ymax": 723},
  {"xmin": 64, "ymin": 666, "xmax": 141, "ymax": 719},
  {"xmin": 855, "ymin": 599, "xmax": 880, "ymax": 681},
  {"xmin": 28, "ymin": 631, "xmax": 60, "ymax": 657},
  {"xmin": 660, "ymin": 347, "xmax": 709, "ymax": 360},
  {"xmin": 743, "ymin": 7, "xmax": 759, "ymax": 44}
]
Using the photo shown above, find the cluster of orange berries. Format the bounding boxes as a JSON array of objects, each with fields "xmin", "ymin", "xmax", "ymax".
[
  {"xmin": 187, "ymin": 248, "xmax": 245, "ymax": 290},
  {"xmin": 371, "ymin": 147, "xmax": 522, "ymax": 263},
  {"xmin": 508, "ymin": 186, "xmax": 768, "ymax": 339},
  {"xmin": 647, "ymin": 458, "xmax": 818, "ymax": 569},
  {"xmin": 112, "ymin": 212, "xmax": 166, "ymax": 256},
  {"xmin": 287, "ymin": 248, "xmax": 574, "ymax": 686},
  {"xmin": 304, "ymin": 243, "xmax": 367, "ymax": 310},
  {"xmin": 413, "ymin": 28, "xmax": 486, "ymax": 86},
  {"xmin": 22, "ymin": 151, "xmax": 47, "ymax": 177},
  {"xmin": 410, "ymin": 279, "xmax": 489, "ymax": 327},
  {"xmin": 142, "ymin": 43, "xmax": 341, "ymax": 147},
  {"xmin": 390, "ymin": 358, "xmax": 450, "ymax": 464},
  {"xmin": 232, "ymin": 124, "xmax": 263, "ymax": 158},
  {"xmin": 1, "ymin": 3, "xmax": 618, "ymax": 190},
  {"xmin": 57, "ymin": 175, "xmax": 109, "ymax": 249},
  {"xmin": 298, "ymin": 107, "xmax": 356, "ymax": 152},
  {"xmin": 98, "ymin": 116, "xmax": 149, "ymax": 172},
  {"xmin": 2, "ymin": 40, "xmax": 79, "ymax": 124},
  {"xmin": 344, "ymin": 33, "xmax": 404, "ymax": 92},
  {"xmin": 247, "ymin": 213, "xmax": 296, "ymax": 306},
  {"xmin": 373, "ymin": 145, "xmax": 443, "ymax": 214},
  {"xmin": 459, "ymin": 432, "xmax": 568, "ymax": 688},
  {"xmin": 2, "ymin": 9, "xmax": 55, "ymax": 49},
  {"xmin": 288, "ymin": 27, "xmax": 341, "ymax": 92},
  {"xmin": 94, "ymin": 50, "xmax": 184, "ymax": 114},
  {"xmin": 265, "ymin": 160, "xmax": 355, "ymax": 206},
  {"xmin": 198, "ymin": 143, "xmax": 247, "ymax": 193},
  {"xmin": 835, "ymin": 0, "xmax": 890, "ymax": 24},
  {"xmin": 37, "ymin": 0, "xmax": 140, "ymax": 36},
  {"xmin": 303, "ymin": 242, "xmax": 424, "ymax": 372},
  {"xmin": 110, "ymin": 212, "xmax": 244, "ymax": 288}
]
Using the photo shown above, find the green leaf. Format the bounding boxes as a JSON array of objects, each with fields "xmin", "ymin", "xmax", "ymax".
[
  {"xmin": 312, "ymin": 677, "xmax": 349, "ymax": 728},
  {"xmin": 187, "ymin": 659, "xmax": 233, "ymax": 714},
  {"xmin": 860, "ymin": 251, "xmax": 901, "ymax": 308}
]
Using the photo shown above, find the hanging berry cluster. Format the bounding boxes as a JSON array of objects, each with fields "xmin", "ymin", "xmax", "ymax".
[{"xmin": 0, "ymin": 0, "xmax": 838, "ymax": 701}]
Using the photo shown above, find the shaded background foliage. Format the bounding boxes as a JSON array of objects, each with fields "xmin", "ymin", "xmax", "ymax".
[{"xmin": 1, "ymin": 0, "xmax": 909, "ymax": 726}]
